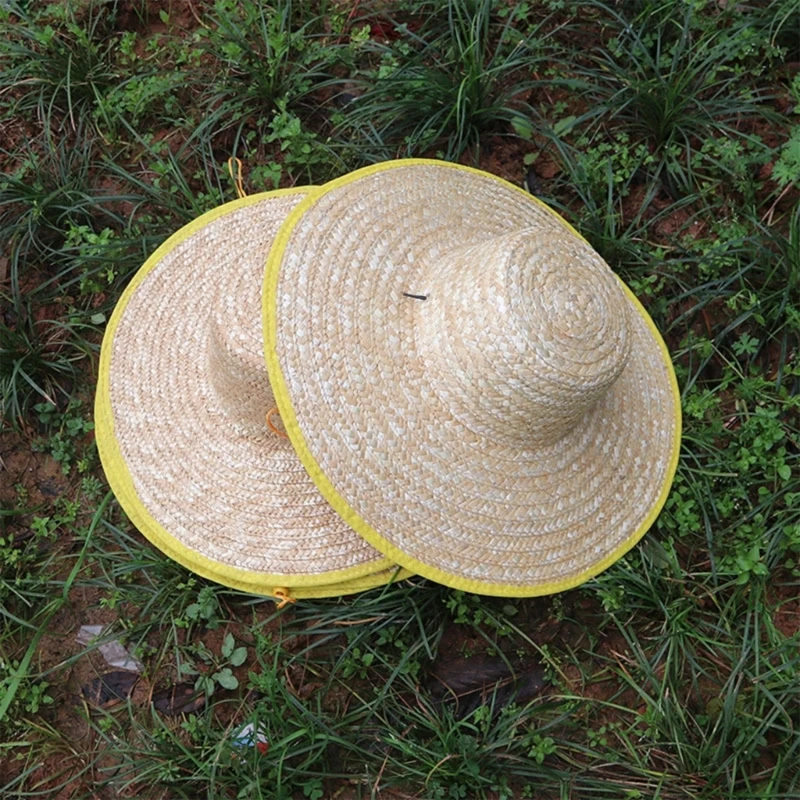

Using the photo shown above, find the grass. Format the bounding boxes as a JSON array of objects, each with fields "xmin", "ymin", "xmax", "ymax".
[
  {"xmin": 566, "ymin": 1, "xmax": 779, "ymax": 191},
  {"xmin": 0, "ymin": 0, "xmax": 121, "ymax": 130},
  {"xmin": 332, "ymin": 0, "xmax": 553, "ymax": 161},
  {"xmin": 1, "ymin": 0, "xmax": 799, "ymax": 798}
]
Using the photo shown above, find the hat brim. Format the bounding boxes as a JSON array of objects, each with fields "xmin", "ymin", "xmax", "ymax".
[
  {"xmin": 264, "ymin": 161, "xmax": 681, "ymax": 597},
  {"xmin": 95, "ymin": 189, "xmax": 409, "ymax": 599}
]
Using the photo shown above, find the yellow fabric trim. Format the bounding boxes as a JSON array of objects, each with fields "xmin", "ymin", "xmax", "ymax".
[
  {"xmin": 263, "ymin": 159, "xmax": 682, "ymax": 598},
  {"xmin": 95, "ymin": 188, "xmax": 408, "ymax": 598}
]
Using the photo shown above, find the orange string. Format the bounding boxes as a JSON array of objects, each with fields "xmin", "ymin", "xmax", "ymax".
[
  {"xmin": 273, "ymin": 587, "xmax": 296, "ymax": 609},
  {"xmin": 266, "ymin": 407, "xmax": 288, "ymax": 438}
]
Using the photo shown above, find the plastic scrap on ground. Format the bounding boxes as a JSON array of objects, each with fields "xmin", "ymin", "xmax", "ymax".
[
  {"xmin": 77, "ymin": 624, "xmax": 144, "ymax": 672},
  {"xmin": 231, "ymin": 721, "xmax": 270, "ymax": 754}
]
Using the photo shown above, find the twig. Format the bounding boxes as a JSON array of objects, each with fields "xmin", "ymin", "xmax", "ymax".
[{"xmin": 762, "ymin": 183, "xmax": 793, "ymax": 226}]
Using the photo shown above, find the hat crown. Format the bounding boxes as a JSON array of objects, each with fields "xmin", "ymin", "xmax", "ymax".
[
  {"xmin": 416, "ymin": 229, "xmax": 632, "ymax": 447},
  {"xmin": 208, "ymin": 278, "xmax": 276, "ymax": 435}
]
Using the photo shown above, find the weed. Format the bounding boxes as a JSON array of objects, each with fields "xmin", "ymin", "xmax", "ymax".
[
  {"xmin": 568, "ymin": 1, "xmax": 780, "ymax": 194},
  {"xmin": 31, "ymin": 399, "xmax": 95, "ymax": 473},
  {"xmin": 179, "ymin": 633, "xmax": 248, "ymax": 696},
  {"xmin": 199, "ymin": 0, "xmax": 331, "ymax": 125},
  {"xmin": 773, "ymin": 125, "xmax": 800, "ymax": 190},
  {"xmin": 336, "ymin": 0, "xmax": 551, "ymax": 160},
  {"xmin": 0, "ymin": 658, "xmax": 53, "ymax": 736},
  {"xmin": 445, "ymin": 590, "xmax": 519, "ymax": 637},
  {"xmin": 0, "ymin": 0, "xmax": 121, "ymax": 131},
  {"xmin": 0, "ymin": 127, "xmax": 132, "ymax": 285},
  {"xmin": 0, "ymin": 321, "xmax": 87, "ymax": 429}
]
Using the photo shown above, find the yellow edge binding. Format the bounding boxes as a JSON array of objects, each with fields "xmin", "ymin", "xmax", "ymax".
[
  {"xmin": 264, "ymin": 159, "xmax": 683, "ymax": 598},
  {"xmin": 95, "ymin": 188, "xmax": 408, "ymax": 599}
]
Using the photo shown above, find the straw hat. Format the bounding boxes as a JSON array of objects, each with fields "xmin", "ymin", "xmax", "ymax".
[
  {"xmin": 264, "ymin": 160, "xmax": 681, "ymax": 597},
  {"xmin": 95, "ymin": 189, "xmax": 410, "ymax": 600}
]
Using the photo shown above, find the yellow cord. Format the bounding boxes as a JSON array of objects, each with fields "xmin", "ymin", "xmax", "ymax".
[
  {"xmin": 227, "ymin": 157, "xmax": 246, "ymax": 198},
  {"xmin": 273, "ymin": 587, "xmax": 296, "ymax": 609}
]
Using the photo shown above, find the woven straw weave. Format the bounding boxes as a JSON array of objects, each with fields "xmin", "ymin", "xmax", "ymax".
[{"xmin": 265, "ymin": 161, "xmax": 681, "ymax": 597}]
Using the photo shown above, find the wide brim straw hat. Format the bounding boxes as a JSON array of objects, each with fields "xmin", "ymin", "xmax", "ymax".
[
  {"xmin": 95, "ymin": 188, "xmax": 410, "ymax": 601},
  {"xmin": 264, "ymin": 160, "xmax": 681, "ymax": 598}
]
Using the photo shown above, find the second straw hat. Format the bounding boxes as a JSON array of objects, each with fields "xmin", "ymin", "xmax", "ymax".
[
  {"xmin": 95, "ymin": 188, "xmax": 410, "ymax": 600},
  {"xmin": 264, "ymin": 160, "xmax": 681, "ymax": 598}
]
